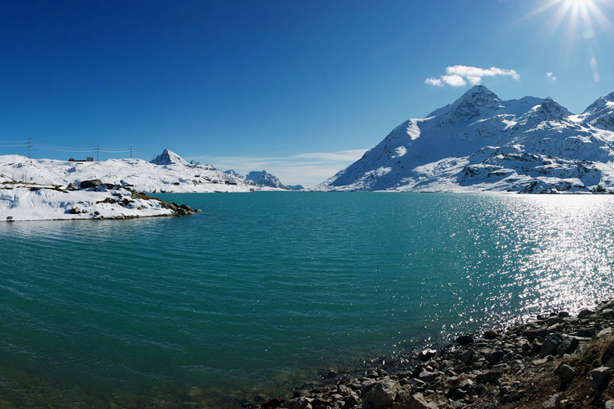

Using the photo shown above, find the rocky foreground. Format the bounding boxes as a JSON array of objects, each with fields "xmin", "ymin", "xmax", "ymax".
[{"xmin": 253, "ymin": 300, "xmax": 614, "ymax": 409}]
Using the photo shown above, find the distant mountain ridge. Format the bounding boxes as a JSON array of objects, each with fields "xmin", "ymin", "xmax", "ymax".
[
  {"xmin": 0, "ymin": 150, "xmax": 292, "ymax": 193},
  {"xmin": 317, "ymin": 85, "xmax": 614, "ymax": 193},
  {"xmin": 246, "ymin": 170, "xmax": 287, "ymax": 189}
]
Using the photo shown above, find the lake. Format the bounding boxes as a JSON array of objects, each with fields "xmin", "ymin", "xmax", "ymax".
[{"xmin": 1, "ymin": 192, "xmax": 614, "ymax": 407}]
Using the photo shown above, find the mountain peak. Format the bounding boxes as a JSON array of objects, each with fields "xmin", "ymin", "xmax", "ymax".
[
  {"xmin": 151, "ymin": 149, "xmax": 189, "ymax": 166},
  {"xmin": 246, "ymin": 170, "xmax": 287, "ymax": 189},
  {"xmin": 448, "ymin": 85, "xmax": 503, "ymax": 120},
  {"xmin": 584, "ymin": 91, "xmax": 614, "ymax": 114}
]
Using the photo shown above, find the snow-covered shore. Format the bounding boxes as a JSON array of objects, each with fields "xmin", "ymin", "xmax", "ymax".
[{"xmin": 0, "ymin": 180, "xmax": 197, "ymax": 222}]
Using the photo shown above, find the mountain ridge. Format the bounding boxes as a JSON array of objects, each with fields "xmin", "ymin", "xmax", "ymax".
[{"xmin": 317, "ymin": 86, "xmax": 614, "ymax": 193}]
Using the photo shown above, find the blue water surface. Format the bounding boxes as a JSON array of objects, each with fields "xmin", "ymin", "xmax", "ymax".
[{"xmin": 1, "ymin": 192, "xmax": 614, "ymax": 407}]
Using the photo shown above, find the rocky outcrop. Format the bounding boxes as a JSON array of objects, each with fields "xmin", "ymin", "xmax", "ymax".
[{"xmin": 251, "ymin": 300, "xmax": 614, "ymax": 409}]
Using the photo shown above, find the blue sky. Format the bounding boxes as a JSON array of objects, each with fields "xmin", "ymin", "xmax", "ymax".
[{"xmin": 1, "ymin": 0, "xmax": 614, "ymax": 186}]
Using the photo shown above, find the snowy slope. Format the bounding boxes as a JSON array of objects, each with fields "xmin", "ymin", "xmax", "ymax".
[
  {"xmin": 246, "ymin": 170, "xmax": 288, "ymax": 189},
  {"xmin": 0, "ymin": 150, "xmax": 289, "ymax": 194},
  {"xmin": 317, "ymin": 85, "xmax": 614, "ymax": 193},
  {"xmin": 0, "ymin": 182, "xmax": 175, "ymax": 221}
]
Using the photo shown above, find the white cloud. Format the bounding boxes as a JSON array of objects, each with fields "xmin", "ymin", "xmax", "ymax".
[
  {"xmin": 546, "ymin": 72, "xmax": 557, "ymax": 81},
  {"xmin": 425, "ymin": 65, "xmax": 520, "ymax": 87},
  {"xmin": 186, "ymin": 149, "xmax": 368, "ymax": 188},
  {"xmin": 425, "ymin": 78, "xmax": 444, "ymax": 87},
  {"xmin": 441, "ymin": 75, "xmax": 467, "ymax": 87}
]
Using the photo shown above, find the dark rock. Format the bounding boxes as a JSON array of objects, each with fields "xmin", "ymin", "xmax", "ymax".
[
  {"xmin": 578, "ymin": 309, "xmax": 593, "ymax": 319},
  {"xmin": 476, "ymin": 369, "xmax": 504, "ymax": 385},
  {"xmin": 588, "ymin": 367, "xmax": 611, "ymax": 394},
  {"xmin": 262, "ymin": 397, "xmax": 285, "ymax": 408},
  {"xmin": 67, "ymin": 183, "xmax": 79, "ymax": 190},
  {"xmin": 475, "ymin": 383, "xmax": 488, "ymax": 395},
  {"xmin": 461, "ymin": 349, "xmax": 475, "ymax": 365},
  {"xmin": 455, "ymin": 335, "xmax": 474, "ymax": 346},
  {"xmin": 484, "ymin": 349, "xmax": 504, "ymax": 365},
  {"xmin": 80, "ymin": 179, "xmax": 103, "ymax": 189},
  {"xmin": 540, "ymin": 335, "xmax": 562, "ymax": 357},
  {"xmin": 555, "ymin": 364, "xmax": 576, "ymax": 384},
  {"xmin": 556, "ymin": 337, "xmax": 579, "ymax": 355},
  {"xmin": 484, "ymin": 329, "xmax": 499, "ymax": 340}
]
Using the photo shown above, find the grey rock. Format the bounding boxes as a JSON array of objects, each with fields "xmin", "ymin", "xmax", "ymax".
[
  {"xmin": 598, "ymin": 328, "xmax": 613, "ymax": 338},
  {"xmin": 361, "ymin": 379, "xmax": 400, "ymax": 409},
  {"xmin": 417, "ymin": 370, "xmax": 439, "ymax": 384},
  {"xmin": 602, "ymin": 309, "xmax": 614, "ymax": 319},
  {"xmin": 605, "ymin": 399, "xmax": 614, "ymax": 409},
  {"xmin": 542, "ymin": 392, "xmax": 565, "ymax": 409},
  {"xmin": 402, "ymin": 393, "xmax": 437, "ymax": 409},
  {"xmin": 67, "ymin": 183, "xmax": 79, "ymax": 190}
]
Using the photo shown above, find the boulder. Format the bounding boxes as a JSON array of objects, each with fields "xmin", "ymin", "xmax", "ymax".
[
  {"xmin": 418, "ymin": 370, "xmax": 439, "ymax": 384},
  {"xmin": 555, "ymin": 363, "xmax": 576, "ymax": 384},
  {"xmin": 80, "ymin": 179, "xmax": 103, "ymax": 189},
  {"xmin": 361, "ymin": 379, "xmax": 401, "ymax": 409},
  {"xmin": 588, "ymin": 367, "xmax": 611, "ymax": 394}
]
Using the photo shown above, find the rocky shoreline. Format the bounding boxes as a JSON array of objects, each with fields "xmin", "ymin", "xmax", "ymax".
[{"xmin": 251, "ymin": 300, "xmax": 614, "ymax": 409}]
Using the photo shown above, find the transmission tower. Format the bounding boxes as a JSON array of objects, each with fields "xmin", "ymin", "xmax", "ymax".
[
  {"xmin": 130, "ymin": 146, "xmax": 133, "ymax": 158},
  {"xmin": 96, "ymin": 144, "xmax": 100, "ymax": 161},
  {"xmin": 27, "ymin": 138, "xmax": 32, "ymax": 159}
]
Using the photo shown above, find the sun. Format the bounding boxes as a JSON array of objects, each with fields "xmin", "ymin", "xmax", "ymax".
[{"xmin": 527, "ymin": 0, "xmax": 613, "ymax": 41}]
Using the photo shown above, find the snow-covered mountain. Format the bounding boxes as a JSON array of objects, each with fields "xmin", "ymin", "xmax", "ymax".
[
  {"xmin": 317, "ymin": 85, "xmax": 614, "ymax": 193},
  {"xmin": 245, "ymin": 170, "xmax": 288, "ymax": 189},
  {"xmin": 0, "ymin": 150, "xmax": 288, "ymax": 193},
  {"xmin": 151, "ymin": 148, "xmax": 190, "ymax": 166}
]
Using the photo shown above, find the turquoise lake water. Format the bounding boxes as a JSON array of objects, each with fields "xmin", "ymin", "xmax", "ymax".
[{"xmin": 2, "ymin": 192, "xmax": 614, "ymax": 407}]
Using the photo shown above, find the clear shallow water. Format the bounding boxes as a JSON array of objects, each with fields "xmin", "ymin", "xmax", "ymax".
[{"xmin": 2, "ymin": 192, "xmax": 614, "ymax": 407}]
